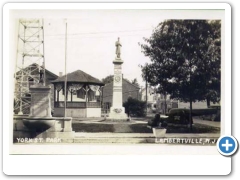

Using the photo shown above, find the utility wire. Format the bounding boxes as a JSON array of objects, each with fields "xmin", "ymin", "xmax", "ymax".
[
  {"xmin": 47, "ymin": 33, "xmax": 150, "ymax": 40},
  {"xmin": 44, "ymin": 28, "xmax": 152, "ymax": 37}
]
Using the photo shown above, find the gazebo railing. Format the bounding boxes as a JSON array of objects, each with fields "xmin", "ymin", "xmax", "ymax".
[
  {"xmin": 87, "ymin": 102, "xmax": 101, "ymax": 108},
  {"xmin": 54, "ymin": 101, "xmax": 100, "ymax": 108}
]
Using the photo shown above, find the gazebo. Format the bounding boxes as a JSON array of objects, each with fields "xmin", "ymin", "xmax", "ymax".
[{"xmin": 51, "ymin": 70, "xmax": 104, "ymax": 118}]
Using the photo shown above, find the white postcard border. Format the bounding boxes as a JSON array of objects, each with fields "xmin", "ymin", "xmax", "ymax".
[{"xmin": 3, "ymin": 3, "xmax": 231, "ymax": 175}]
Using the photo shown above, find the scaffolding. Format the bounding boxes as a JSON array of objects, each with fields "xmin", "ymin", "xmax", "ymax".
[{"xmin": 14, "ymin": 19, "xmax": 45, "ymax": 115}]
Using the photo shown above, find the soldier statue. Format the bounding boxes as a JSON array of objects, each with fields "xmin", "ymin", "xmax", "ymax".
[{"xmin": 115, "ymin": 37, "xmax": 122, "ymax": 59}]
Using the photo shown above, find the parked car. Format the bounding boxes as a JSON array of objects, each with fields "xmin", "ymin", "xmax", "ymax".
[{"xmin": 202, "ymin": 105, "xmax": 221, "ymax": 121}]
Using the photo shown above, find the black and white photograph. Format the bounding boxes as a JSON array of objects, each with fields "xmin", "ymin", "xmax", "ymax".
[
  {"xmin": 2, "ymin": 2, "xmax": 234, "ymax": 176},
  {"xmin": 10, "ymin": 9, "xmax": 224, "ymax": 146}
]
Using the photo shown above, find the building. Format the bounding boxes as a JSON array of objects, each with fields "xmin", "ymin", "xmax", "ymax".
[
  {"xmin": 178, "ymin": 101, "xmax": 208, "ymax": 109},
  {"xmin": 51, "ymin": 70, "xmax": 104, "ymax": 118},
  {"xmin": 140, "ymin": 86, "xmax": 159, "ymax": 104},
  {"xmin": 140, "ymin": 86, "xmax": 218, "ymax": 114},
  {"xmin": 14, "ymin": 63, "xmax": 58, "ymax": 114},
  {"xmin": 140, "ymin": 86, "xmax": 160, "ymax": 113},
  {"xmin": 102, "ymin": 79, "xmax": 140, "ymax": 113},
  {"xmin": 140, "ymin": 86, "xmax": 178, "ymax": 114},
  {"xmin": 155, "ymin": 94, "xmax": 178, "ymax": 114}
]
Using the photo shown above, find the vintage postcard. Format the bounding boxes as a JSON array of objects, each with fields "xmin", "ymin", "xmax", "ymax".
[{"xmin": 3, "ymin": 3, "xmax": 233, "ymax": 175}]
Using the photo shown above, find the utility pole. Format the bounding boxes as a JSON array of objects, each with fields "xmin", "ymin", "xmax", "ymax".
[
  {"xmin": 164, "ymin": 92, "xmax": 167, "ymax": 114},
  {"xmin": 64, "ymin": 19, "xmax": 68, "ymax": 117},
  {"xmin": 139, "ymin": 63, "xmax": 148, "ymax": 116},
  {"xmin": 145, "ymin": 65, "xmax": 148, "ymax": 116}
]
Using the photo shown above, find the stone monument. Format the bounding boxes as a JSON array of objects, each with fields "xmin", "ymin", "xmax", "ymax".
[
  {"xmin": 30, "ymin": 85, "xmax": 52, "ymax": 117},
  {"xmin": 22, "ymin": 84, "xmax": 56, "ymax": 131},
  {"xmin": 108, "ymin": 38, "xmax": 128, "ymax": 120},
  {"xmin": 13, "ymin": 84, "xmax": 74, "ymax": 142}
]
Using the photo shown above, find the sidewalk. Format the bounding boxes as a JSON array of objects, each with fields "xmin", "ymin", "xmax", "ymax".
[
  {"xmin": 193, "ymin": 118, "xmax": 220, "ymax": 128},
  {"xmin": 75, "ymin": 132, "xmax": 220, "ymax": 138},
  {"xmin": 57, "ymin": 132, "xmax": 220, "ymax": 144}
]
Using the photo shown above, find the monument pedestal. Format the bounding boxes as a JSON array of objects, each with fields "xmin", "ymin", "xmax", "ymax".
[
  {"xmin": 13, "ymin": 84, "xmax": 75, "ymax": 142},
  {"xmin": 107, "ymin": 58, "xmax": 128, "ymax": 121},
  {"xmin": 108, "ymin": 107, "xmax": 128, "ymax": 120}
]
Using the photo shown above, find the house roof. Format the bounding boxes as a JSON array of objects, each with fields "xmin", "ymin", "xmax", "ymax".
[
  {"xmin": 45, "ymin": 69, "xmax": 58, "ymax": 79},
  {"xmin": 140, "ymin": 86, "xmax": 155, "ymax": 94},
  {"xmin": 123, "ymin": 78, "xmax": 140, "ymax": 89},
  {"xmin": 15, "ymin": 63, "xmax": 58, "ymax": 79},
  {"xmin": 51, "ymin": 70, "xmax": 104, "ymax": 86},
  {"xmin": 104, "ymin": 78, "xmax": 140, "ymax": 89}
]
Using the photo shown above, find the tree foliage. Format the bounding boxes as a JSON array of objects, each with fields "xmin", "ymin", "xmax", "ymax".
[
  {"xmin": 140, "ymin": 20, "xmax": 221, "ymax": 129},
  {"xmin": 140, "ymin": 20, "xmax": 221, "ymax": 103},
  {"xmin": 131, "ymin": 78, "xmax": 140, "ymax": 87},
  {"xmin": 102, "ymin": 75, "xmax": 114, "ymax": 84},
  {"xmin": 123, "ymin": 97, "xmax": 146, "ymax": 117}
]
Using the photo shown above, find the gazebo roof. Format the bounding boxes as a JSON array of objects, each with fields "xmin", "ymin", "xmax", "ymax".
[{"xmin": 51, "ymin": 70, "xmax": 104, "ymax": 86}]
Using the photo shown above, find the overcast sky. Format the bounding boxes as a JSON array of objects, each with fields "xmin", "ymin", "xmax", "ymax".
[
  {"xmin": 44, "ymin": 10, "xmax": 165, "ymax": 88},
  {"xmin": 10, "ymin": 9, "xmax": 224, "ymax": 87}
]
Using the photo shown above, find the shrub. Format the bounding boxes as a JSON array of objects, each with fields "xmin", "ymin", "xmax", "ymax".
[
  {"xmin": 214, "ymin": 110, "xmax": 221, "ymax": 121},
  {"xmin": 123, "ymin": 97, "xmax": 146, "ymax": 117},
  {"xmin": 148, "ymin": 114, "xmax": 168, "ymax": 128}
]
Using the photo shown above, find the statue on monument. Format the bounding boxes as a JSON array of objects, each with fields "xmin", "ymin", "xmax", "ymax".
[{"xmin": 115, "ymin": 37, "xmax": 122, "ymax": 59}]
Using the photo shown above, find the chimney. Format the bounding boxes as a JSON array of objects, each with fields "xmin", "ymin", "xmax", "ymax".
[{"xmin": 59, "ymin": 72, "xmax": 63, "ymax": 77}]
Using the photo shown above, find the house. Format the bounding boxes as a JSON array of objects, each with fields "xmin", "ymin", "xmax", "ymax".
[
  {"xmin": 102, "ymin": 79, "xmax": 140, "ymax": 113},
  {"xmin": 14, "ymin": 63, "xmax": 58, "ymax": 114},
  {"xmin": 139, "ymin": 86, "xmax": 217, "ymax": 114},
  {"xmin": 140, "ymin": 86, "xmax": 159, "ymax": 104},
  {"xmin": 178, "ymin": 101, "xmax": 208, "ymax": 109},
  {"xmin": 140, "ymin": 86, "xmax": 178, "ymax": 114}
]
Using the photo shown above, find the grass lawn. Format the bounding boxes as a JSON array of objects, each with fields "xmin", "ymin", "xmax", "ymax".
[
  {"xmin": 72, "ymin": 123, "xmax": 152, "ymax": 133},
  {"xmin": 72, "ymin": 122, "xmax": 220, "ymax": 134},
  {"xmin": 166, "ymin": 123, "xmax": 220, "ymax": 133}
]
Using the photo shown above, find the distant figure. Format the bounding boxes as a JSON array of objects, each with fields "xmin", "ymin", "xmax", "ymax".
[
  {"xmin": 39, "ymin": 69, "xmax": 44, "ymax": 84},
  {"xmin": 127, "ymin": 115, "xmax": 131, "ymax": 122},
  {"xmin": 180, "ymin": 110, "xmax": 186, "ymax": 124},
  {"xmin": 115, "ymin": 37, "xmax": 122, "ymax": 58},
  {"xmin": 181, "ymin": 110, "xmax": 193, "ymax": 125},
  {"xmin": 155, "ymin": 113, "xmax": 161, "ymax": 126},
  {"xmin": 148, "ymin": 113, "xmax": 167, "ymax": 128}
]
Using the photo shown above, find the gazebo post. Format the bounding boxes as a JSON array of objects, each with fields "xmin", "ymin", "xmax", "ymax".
[
  {"xmin": 53, "ymin": 85, "xmax": 56, "ymax": 106},
  {"xmin": 54, "ymin": 84, "xmax": 56, "ymax": 103},
  {"xmin": 65, "ymin": 84, "xmax": 68, "ymax": 101},
  {"xmin": 57, "ymin": 90, "xmax": 59, "ymax": 102},
  {"xmin": 85, "ymin": 85, "xmax": 88, "ymax": 108}
]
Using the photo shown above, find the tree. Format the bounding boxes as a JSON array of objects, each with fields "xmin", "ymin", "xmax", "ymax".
[
  {"xmin": 131, "ymin": 78, "xmax": 140, "ymax": 87},
  {"xmin": 102, "ymin": 75, "xmax": 114, "ymax": 84},
  {"xmin": 123, "ymin": 97, "xmax": 146, "ymax": 117},
  {"xmin": 140, "ymin": 20, "xmax": 221, "ymax": 130},
  {"xmin": 204, "ymin": 20, "xmax": 221, "ymax": 107}
]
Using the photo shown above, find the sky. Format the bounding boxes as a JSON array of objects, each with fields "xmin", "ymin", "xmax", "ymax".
[
  {"xmin": 10, "ymin": 9, "xmax": 224, "ymax": 87},
  {"xmin": 44, "ymin": 10, "xmax": 165, "ymax": 88}
]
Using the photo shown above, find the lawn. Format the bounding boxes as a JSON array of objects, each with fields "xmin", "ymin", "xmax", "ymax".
[
  {"xmin": 72, "ymin": 123, "xmax": 152, "ymax": 133},
  {"xmin": 72, "ymin": 122, "xmax": 220, "ymax": 134},
  {"xmin": 166, "ymin": 123, "xmax": 220, "ymax": 133}
]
